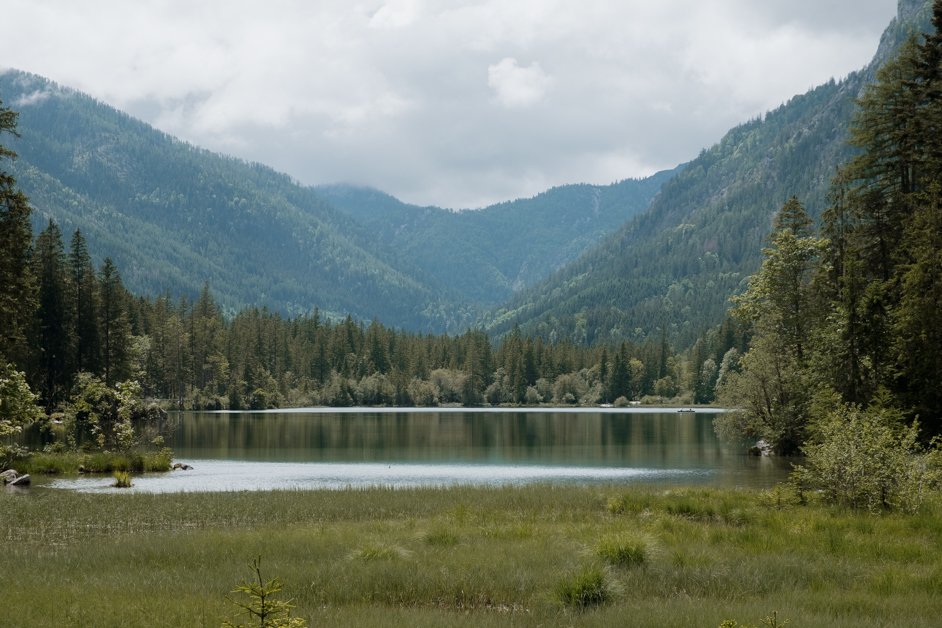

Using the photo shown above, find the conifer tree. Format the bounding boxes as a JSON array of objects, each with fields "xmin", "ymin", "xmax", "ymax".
[
  {"xmin": 99, "ymin": 257, "xmax": 131, "ymax": 386},
  {"xmin": 69, "ymin": 229, "xmax": 100, "ymax": 375},
  {"xmin": 31, "ymin": 220, "xmax": 74, "ymax": 407},
  {"xmin": 0, "ymin": 100, "xmax": 36, "ymax": 367}
]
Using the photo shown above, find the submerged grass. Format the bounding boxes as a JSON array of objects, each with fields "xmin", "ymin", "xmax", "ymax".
[{"xmin": 1, "ymin": 485, "xmax": 941, "ymax": 627}]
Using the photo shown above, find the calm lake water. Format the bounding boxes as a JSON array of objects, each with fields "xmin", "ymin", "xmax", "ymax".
[{"xmin": 45, "ymin": 407, "xmax": 792, "ymax": 493}]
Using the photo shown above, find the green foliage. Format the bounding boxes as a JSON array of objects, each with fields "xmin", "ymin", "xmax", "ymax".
[
  {"xmin": 59, "ymin": 373, "xmax": 165, "ymax": 452},
  {"xmin": 0, "ymin": 361, "xmax": 43, "ymax": 468},
  {"xmin": 555, "ymin": 566, "xmax": 608, "ymax": 608},
  {"xmin": 20, "ymin": 449, "xmax": 172, "ymax": 475},
  {"xmin": 812, "ymin": 8, "xmax": 942, "ymax": 434},
  {"xmin": 223, "ymin": 557, "xmax": 306, "ymax": 628},
  {"xmin": 0, "ymin": 361, "xmax": 43, "ymax": 439},
  {"xmin": 715, "ymin": 198, "xmax": 821, "ymax": 454},
  {"xmin": 792, "ymin": 403, "xmax": 941, "ymax": 513},
  {"xmin": 112, "ymin": 470, "xmax": 132, "ymax": 488},
  {"xmin": 0, "ymin": 97, "xmax": 37, "ymax": 369},
  {"xmin": 596, "ymin": 535, "xmax": 646, "ymax": 567}
]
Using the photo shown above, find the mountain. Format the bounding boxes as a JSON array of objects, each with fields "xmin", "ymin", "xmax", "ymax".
[
  {"xmin": 317, "ymin": 171, "xmax": 675, "ymax": 306},
  {"xmin": 0, "ymin": 70, "xmax": 472, "ymax": 331},
  {"xmin": 482, "ymin": 0, "xmax": 934, "ymax": 348},
  {"xmin": 0, "ymin": 70, "xmax": 674, "ymax": 332}
]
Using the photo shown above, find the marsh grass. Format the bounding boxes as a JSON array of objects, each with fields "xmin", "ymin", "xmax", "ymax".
[
  {"xmin": 1, "ymin": 485, "xmax": 941, "ymax": 627},
  {"xmin": 112, "ymin": 470, "xmax": 133, "ymax": 488},
  {"xmin": 19, "ymin": 449, "xmax": 172, "ymax": 474},
  {"xmin": 596, "ymin": 534, "xmax": 646, "ymax": 567}
]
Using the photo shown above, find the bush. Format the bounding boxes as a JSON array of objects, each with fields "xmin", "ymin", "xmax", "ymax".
[
  {"xmin": 112, "ymin": 470, "xmax": 132, "ymax": 488},
  {"xmin": 791, "ymin": 403, "xmax": 941, "ymax": 513},
  {"xmin": 556, "ymin": 566, "xmax": 608, "ymax": 608},
  {"xmin": 596, "ymin": 536, "xmax": 646, "ymax": 567}
]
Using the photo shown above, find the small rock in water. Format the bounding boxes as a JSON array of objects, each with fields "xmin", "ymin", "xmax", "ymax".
[
  {"xmin": 8, "ymin": 473, "xmax": 30, "ymax": 486},
  {"xmin": 172, "ymin": 463, "xmax": 194, "ymax": 471},
  {"xmin": 747, "ymin": 439, "xmax": 773, "ymax": 456}
]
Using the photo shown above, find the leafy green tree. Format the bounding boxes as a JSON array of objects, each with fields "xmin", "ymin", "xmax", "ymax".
[
  {"xmin": 792, "ymin": 402, "xmax": 941, "ymax": 513},
  {"xmin": 717, "ymin": 198, "xmax": 821, "ymax": 454},
  {"xmin": 0, "ymin": 362, "xmax": 44, "ymax": 467},
  {"xmin": 60, "ymin": 373, "xmax": 156, "ymax": 451}
]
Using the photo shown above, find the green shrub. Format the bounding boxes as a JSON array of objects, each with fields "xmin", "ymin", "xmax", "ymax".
[
  {"xmin": 792, "ymin": 403, "xmax": 942, "ymax": 513},
  {"xmin": 112, "ymin": 470, "xmax": 132, "ymax": 488},
  {"xmin": 596, "ymin": 536, "xmax": 646, "ymax": 567},
  {"xmin": 556, "ymin": 566, "xmax": 608, "ymax": 608}
]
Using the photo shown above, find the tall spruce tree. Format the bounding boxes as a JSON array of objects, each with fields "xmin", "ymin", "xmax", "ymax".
[
  {"xmin": 68, "ymin": 229, "xmax": 100, "ymax": 375},
  {"xmin": 98, "ymin": 257, "xmax": 131, "ymax": 387},
  {"xmin": 0, "ymin": 100, "xmax": 36, "ymax": 367},
  {"xmin": 31, "ymin": 220, "xmax": 74, "ymax": 408}
]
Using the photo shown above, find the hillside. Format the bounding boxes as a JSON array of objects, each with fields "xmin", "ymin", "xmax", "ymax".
[
  {"xmin": 0, "ymin": 69, "xmax": 674, "ymax": 332},
  {"xmin": 0, "ymin": 69, "xmax": 475, "ymax": 331},
  {"xmin": 317, "ymin": 171, "xmax": 675, "ymax": 306},
  {"xmin": 483, "ymin": 0, "xmax": 934, "ymax": 348}
]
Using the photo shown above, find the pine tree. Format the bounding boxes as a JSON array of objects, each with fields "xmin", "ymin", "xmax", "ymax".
[
  {"xmin": 0, "ymin": 100, "xmax": 36, "ymax": 367},
  {"xmin": 31, "ymin": 220, "xmax": 74, "ymax": 407},
  {"xmin": 99, "ymin": 258, "xmax": 131, "ymax": 386},
  {"xmin": 69, "ymin": 229, "xmax": 100, "ymax": 375}
]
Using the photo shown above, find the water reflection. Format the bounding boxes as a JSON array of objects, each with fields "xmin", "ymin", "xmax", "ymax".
[
  {"xmin": 40, "ymin": 409, "xmax": 792, "ymax": 493},
  {"xmin": 158, "ymin": 409, "xmax": 790, "ymax": 489}
]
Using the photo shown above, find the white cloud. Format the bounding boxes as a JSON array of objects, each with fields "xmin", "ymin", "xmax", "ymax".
[
  {"xmin": 369, "ymin": 0, "xmax": 422, "ymax": 29},
  {"xmin": 487, "ymin": 57, "xmax": 552, "ymax": 108},
  {"xmin": 0, "ymin": 0, "xmax": 899, "ymax": 208}
]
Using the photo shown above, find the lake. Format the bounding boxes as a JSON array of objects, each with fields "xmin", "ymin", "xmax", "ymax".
[{"xmin": 45, "ymin": 407, "xmax": 792, "ymax": 493}]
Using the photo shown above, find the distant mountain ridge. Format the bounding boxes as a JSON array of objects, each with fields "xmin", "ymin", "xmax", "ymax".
[
  {"xmin": 317, "ymin": 170, "xmax": 676, "ymax": 305},
  {"xmin": 482, "ymin": 0, "xmax": 934, "ymax": 347},
  {"xmin": 0, "ymin": 70, "xmax": 671, "ymax": 331}
]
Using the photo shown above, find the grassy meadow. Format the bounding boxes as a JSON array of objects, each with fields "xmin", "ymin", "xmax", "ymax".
[{"xmin": 2, "ymin": 484, "xmax": 941, "ymax": 627}]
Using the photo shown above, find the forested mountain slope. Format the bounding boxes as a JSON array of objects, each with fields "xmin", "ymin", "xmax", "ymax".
[
  {"xmin": 0, "ymin": 70, "xmax": 473, "ymax": 331},
  {"xmin": 483, "ymin": 0, "xmax": 933, "ymax": 348},
  {"xmin": 317, "ymin": 170, "xmax": 675, "ymax": 305},
  {"xmin": 0, "ymin": 69, "xmax": 676, "ymax": 331}
]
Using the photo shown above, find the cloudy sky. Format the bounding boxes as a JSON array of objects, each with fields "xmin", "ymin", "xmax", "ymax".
[{"xmin": 2, "ymin": 0, "xmax": 897, "ymax": 208}]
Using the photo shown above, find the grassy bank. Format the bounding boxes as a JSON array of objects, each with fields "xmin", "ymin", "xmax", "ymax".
[
  {"xmin": 1, "ymin": 485, "xmax": 941, "ymax": 627},
  {"xmin": 14, "ymin": 449, "xmax": 173, "ymax": 475}
]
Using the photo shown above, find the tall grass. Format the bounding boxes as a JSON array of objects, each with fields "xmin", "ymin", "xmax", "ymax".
[
  {"xmin": 17, "ymin": 449, "xmax": 172, "ymax": 474},
  {"xmin": 0, "ymin": 485, "xmax": 940, "ymax": 627}
]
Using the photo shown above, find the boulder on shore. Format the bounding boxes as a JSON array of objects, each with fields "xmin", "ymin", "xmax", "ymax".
[{"xmin": 1, "ymin": 469, "xmax": 20, "ymax": 484}]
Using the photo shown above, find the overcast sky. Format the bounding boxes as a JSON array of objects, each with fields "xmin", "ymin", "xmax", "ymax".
[{"xmin": 1, "ymin": 0, "xmax": 898, "ymax": 209}]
